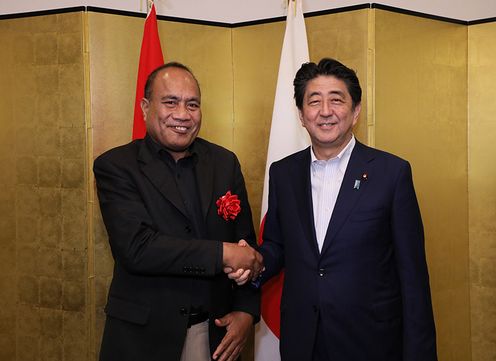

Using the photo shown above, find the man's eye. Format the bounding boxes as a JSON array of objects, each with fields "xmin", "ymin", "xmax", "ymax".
[
  {"xmin": 187, "ymin": 103, "xmax": 200, "ymax": 110},
  {"xmin": 331, "ymin": 98, "xmax": 344, "ymax": 104}
]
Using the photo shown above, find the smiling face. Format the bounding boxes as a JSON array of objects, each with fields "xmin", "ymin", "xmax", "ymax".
[
  {"xmin": 299, "ymin": 75, "xmax": 361, "ymax": 160},
  {"xmin": 141, "ymin": 66, "xmax": 201, "ymax": 161}
]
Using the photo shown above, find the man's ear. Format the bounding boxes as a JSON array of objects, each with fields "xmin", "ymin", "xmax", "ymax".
[
  {"xmin": 140, "ymin": 98, "xmax": 149, "ymax": 121},
  {"xmin": 352, "ymin": 102, "xmax": 361, "ymax": 126},
  {"xmin": 298, "ymin": 109, "xmax": 304, "ymax": 126}
]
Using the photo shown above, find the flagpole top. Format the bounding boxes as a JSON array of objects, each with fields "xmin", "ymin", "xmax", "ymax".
[
  {"xmin": 286, "ymin": 0, "xmax": 299, "ymax": 16},
  {"xmin": 147, "ymin": 0, "xmax": 154, "ymax": 13}
]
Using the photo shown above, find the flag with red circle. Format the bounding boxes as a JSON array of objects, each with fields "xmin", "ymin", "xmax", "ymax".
[{"xmin": 254, "ymin": 1, "xmax": 310, "ymax": 359}]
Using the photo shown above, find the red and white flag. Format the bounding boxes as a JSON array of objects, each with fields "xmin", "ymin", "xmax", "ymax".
[
  {"xmin": 132, "ymin": 1, "xmax": 164, "ymax": 140},
  {"xmin": 255, "ymin": 1, "xmax": 310, "ymax": 360}
]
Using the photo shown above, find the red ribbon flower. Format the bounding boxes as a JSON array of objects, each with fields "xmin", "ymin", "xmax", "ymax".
[{"xmin": 216, "ymin": 191, "xmax": 241, "ymax": 221}]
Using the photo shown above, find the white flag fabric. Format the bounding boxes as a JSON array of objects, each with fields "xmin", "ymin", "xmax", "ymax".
[{"xmin": 254, "ymin": 1, "xmax": 310, "ymax": 360}]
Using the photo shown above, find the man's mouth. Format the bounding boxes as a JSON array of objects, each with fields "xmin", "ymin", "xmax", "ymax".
[
  {"xmin": 168, "ymin": 125, "xmax": 190, "ymax": 133},
  {"xmin": 319, "ymin": 121, "xmax": 337, "ymax": 127}
]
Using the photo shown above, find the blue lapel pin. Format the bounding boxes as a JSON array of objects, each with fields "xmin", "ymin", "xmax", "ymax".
[{"xmin": 354, "ymin": 172, "xmax": 368, "ymax": 190}]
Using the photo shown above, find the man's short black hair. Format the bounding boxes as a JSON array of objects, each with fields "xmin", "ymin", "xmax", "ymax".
[{"xmin": 293, "ymin": 58, "xmax": 362, "ymax": 110}]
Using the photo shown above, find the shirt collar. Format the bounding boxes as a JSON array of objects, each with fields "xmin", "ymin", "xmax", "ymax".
[
  {"xmin": 310, "ymin": 135, "xmax": 356, "ymax": 163},
  {"xmin": 145, "ymin": 133, "xmax": 198, "ymax": 164}
]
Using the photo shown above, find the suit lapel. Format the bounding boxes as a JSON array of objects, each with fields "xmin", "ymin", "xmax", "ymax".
[
  {"xmin": 193, "ymin": 141, "xmax": 214, "ymax": 220},
  {"xmin": 292, "ymin": 148, "xmax": 320, "ymax": 256},
  {"xmin": 320, "ymin": 141, "xmax": 375, "ymax": 255},
  {"xmin": 137, "ymin": 140, "xmax": 188, "ymax": 218}
]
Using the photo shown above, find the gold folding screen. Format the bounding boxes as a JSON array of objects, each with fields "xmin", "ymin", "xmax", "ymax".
[
  {"xmin": 0, "ymin": 6, "xmax": 495, "ymax": 361},
  {"xmin": 468, "ymin": 21, "xmax": 496, "ymax": 361},
  {"xmin": 375, "ymin": 10, "xmax": 471, "ymax": 361},
  {"xmin": 0, "ymin": 12, "xmax": 88, "ymax": 361}
]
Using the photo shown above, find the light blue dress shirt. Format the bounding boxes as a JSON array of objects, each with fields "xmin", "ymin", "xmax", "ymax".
[{"xmin": 310, "ymin": 136, "xmax": 356, "ymax": 252}]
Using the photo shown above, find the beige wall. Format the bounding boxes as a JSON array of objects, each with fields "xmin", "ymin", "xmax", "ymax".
[
  {"xmin": 468, "ymin": 21, "xmax": 496, "ymax": 361},
  {"xmin": 0, "ymin": 7, "xmax": 495, "ymax": 361}
]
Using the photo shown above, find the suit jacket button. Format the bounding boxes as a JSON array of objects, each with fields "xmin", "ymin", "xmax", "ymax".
[
  {"xmin": 318, "ymin": 268, "xmax": 325, "ymax": 276},
  {"xmin": 185, "ymin": 226, "xmax": 192, "ymax": 233},
  {"xmin": 180, "ymin": 307, "xmax": 188, "ymax": 316}
]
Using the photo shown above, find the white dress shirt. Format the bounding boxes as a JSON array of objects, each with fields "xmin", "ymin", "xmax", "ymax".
[{"xmin": 310, "ymin": 136, "xmax": 356, "ymax": 252}]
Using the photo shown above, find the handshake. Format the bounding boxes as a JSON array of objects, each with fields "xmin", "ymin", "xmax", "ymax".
[{"xmin": 222, "ymin": 240, "xmax": 264, "ymax": 286}]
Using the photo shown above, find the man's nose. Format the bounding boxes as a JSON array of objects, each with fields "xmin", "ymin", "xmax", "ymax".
[
  {"xmin": 320, "ymin": 101, "xmax": 333, "ymax": 117},
  {"xmin": 173, "ymin": 103, "xmax": 190, "ymax": 119}
]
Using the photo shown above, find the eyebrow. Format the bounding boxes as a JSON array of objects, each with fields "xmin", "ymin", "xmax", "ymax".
[
  {"xmin": 160, "ymin": 95, "xmax": 179, "ymax": 101},
  {"xmin": 328, "ymin": 90, "xmax": 345, "ymax": 97},
  {"xmin": 307, "ymin": 91, "xmax": 322, "ymax": 98},
  {"xmin": 159, "ymin": 95, "xmax": 200, "ymax": 103},
  {"xmin": 307, "ymin": 90, "xmax": 345, "ymax": 98}
]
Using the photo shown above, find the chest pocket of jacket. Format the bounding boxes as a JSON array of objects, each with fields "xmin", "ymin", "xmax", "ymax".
[
  {"xmin": 105, "ymin": 296, "xmax": 150, "ymax": 325},
  {"xmin": 345, "ymin": 207, "xmax": 388, "ymax": 242}
]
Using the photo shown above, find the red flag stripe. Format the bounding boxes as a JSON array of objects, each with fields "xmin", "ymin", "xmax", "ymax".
[
  {"xmin": 132, "ymin": 3, "xmax": 164, "ymax": 140},
  {"xmin": 258, "ymin": 215, "xmax": 284, "ymax": 338}
]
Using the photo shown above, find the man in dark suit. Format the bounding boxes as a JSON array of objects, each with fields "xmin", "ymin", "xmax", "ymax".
[
  {"xmin": 94, "ymin": 62, "xmax": 263, "ymax": 361},
  {"xmin": 236, "ymin": 58, "xmax": 437, "ymax": 360}
]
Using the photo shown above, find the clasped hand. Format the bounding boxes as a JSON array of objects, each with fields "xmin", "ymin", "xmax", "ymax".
[{"xmin": 222, "ymin": 240, "xmax": 263, "ymax": 286}]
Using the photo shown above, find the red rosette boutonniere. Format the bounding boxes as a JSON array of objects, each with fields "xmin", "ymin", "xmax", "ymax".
[{"xmin": 216, "ymin": 191, "xmax": 241, "ymax": 221}]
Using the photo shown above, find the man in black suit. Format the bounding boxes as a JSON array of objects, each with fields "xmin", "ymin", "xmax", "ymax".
[
  {"xmin": 232, "ymin": 58, "xmax": 437, "ymax": 361},
  {"xmin": 94, "ymin": 62, "xmax": 263, "ymax": 361}
]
